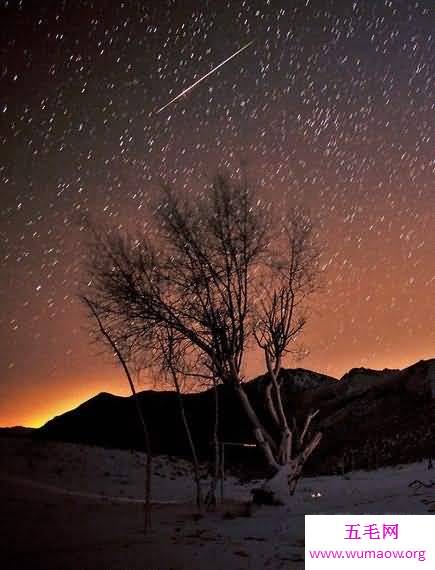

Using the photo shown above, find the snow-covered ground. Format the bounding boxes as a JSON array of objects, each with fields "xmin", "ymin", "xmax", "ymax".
[{"xmin": 1, "ymin": 435, "xmax": 433, "ymax": 569}]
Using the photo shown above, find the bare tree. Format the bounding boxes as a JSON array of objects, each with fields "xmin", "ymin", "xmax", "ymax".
[
  {"xmin": 82, "ymin": 173, "xmax": 322, "ymax": 504},
  {"xmin": 253, "ymin": 214, "xmax": 322, "ymax": 499},
  {"xmin": 82, "ymin": 296, "xmax": 152, "ymax": 531}
]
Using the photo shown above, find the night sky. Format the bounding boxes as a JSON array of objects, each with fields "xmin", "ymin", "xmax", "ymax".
[{"xmin": 1, "ymin": 0, "xmax": 433, "ymax": 427}]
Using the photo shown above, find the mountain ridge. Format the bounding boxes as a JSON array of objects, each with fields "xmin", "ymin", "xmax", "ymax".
[{"xmin": 29, "ymin": 358, "xmax": 435, "ymax": 476}]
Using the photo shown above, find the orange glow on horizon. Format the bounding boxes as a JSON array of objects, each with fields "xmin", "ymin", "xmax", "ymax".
[
  {"xmin": 25, "ymin": 394, "xmax": 102, "ymax": 429},
  {"xmin": 0, "ymin": 372, "xmax": 132, "ymax": 429},
  {"xmin": 2, "ymin": 346, "xmax": 433, "ymax": 429}
]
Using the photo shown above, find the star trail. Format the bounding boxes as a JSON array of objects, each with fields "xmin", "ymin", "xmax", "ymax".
[{"xmin": 0, "ymin": 0, "xmax": 433, "ymax": 427}]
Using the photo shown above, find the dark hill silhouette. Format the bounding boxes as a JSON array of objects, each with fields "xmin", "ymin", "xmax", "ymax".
[
  {"xmin": 36, "ymin": 359, "xmax": 435, "ymax": 476},
  {"xmin": 0, "ymin": 426, "xmax": 35, "ymax": 437}
]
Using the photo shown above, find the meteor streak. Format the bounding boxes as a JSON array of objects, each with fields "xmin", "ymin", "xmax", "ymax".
[{"xmin": 156, "ymin": 40, "xmax": 254, "ymax": 114}]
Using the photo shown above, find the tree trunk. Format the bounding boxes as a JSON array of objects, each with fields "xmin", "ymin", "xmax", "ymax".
[
  {"xmin": 233, "ymin": 382, "xmax": 279, "ymax": 470},
  {"xmin": 132, "ymin": 396, "xmax": 152, "ymax": 529},
  {"xmin": 259, "ymin": 462, "xmax": 293, "ymax": 505},
  {"xmin": 171, "ymin": 371, "xmax": 203, "ymax": 511},
  {"xmin": 254, "ymin": 431, "xmax": 322, "ymax": 505},
  {"xmin": 289, "ymin": 431, "xmax": 322, "ymax": 496},
  {"xmin": 265, "ymin": 382, "xmax": 280, "ymax": 426},
  {"xmin": 206, "ymin": 377, "xmax": 220, "ymax": 510},
  {"xmin": 83, "ymin": 298, "xmax": 152, "ymax": 531}
]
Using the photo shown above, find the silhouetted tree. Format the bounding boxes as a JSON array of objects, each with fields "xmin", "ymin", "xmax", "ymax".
[
  {"xmin": 253, "ymin": 213, "xmax": 321, "ymax": 498},
  {"xmin": 82, "ymin": 173, "xmax": 322, "ymax": 503}
]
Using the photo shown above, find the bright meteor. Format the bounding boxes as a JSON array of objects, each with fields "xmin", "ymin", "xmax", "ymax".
[{"xmin": 156, "ymin": 40, "xmax": 254, "ymax": 114}]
